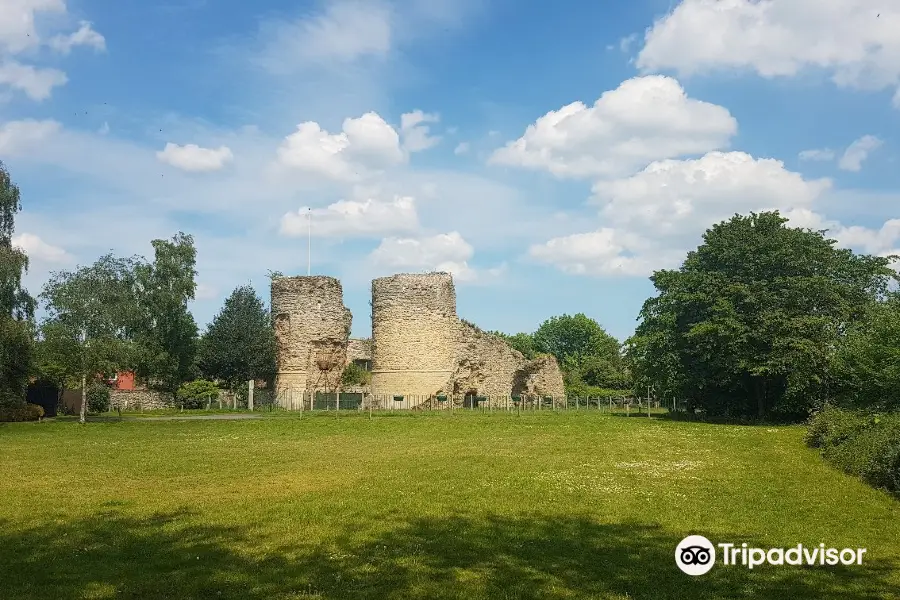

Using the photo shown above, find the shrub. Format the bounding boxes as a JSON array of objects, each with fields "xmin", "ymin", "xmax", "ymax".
[
  {"xmin": 807, "ymin": 407, "xmax": 900, "ymax": 496},
  {"xmin": 177, "ymin": 380, "xmax": 220, "ymax": 409},
  {"xmin": 86, "ymin": 384, "xmax": 111, "ymax": 414},
  {"xmin": 341, "ymin": 362, "xmax": 371, "ymax": 387},
  {"xmin": 0, "ymin": 403, "xmax": 45, "ymax": 422},
  {"xmin": 805, "ymin": 405, "xmax": 871, "ymax": 448},
  {"xmin": 563, "ymin": 377, "xmax": 631, "ymax": 400}
]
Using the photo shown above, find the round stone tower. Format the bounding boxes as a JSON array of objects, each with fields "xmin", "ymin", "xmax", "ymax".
[
  {"xmin": 370, "ymin": 272, "xmax": 458, "ymax": 396},
  {"xmin": 271, "ymin": 276, "xmax": 351, "ymax": 398}
]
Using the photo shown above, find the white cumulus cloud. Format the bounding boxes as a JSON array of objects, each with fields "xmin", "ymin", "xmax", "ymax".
[
  {"xmin": 400, "ymin": 109, "xmax": 441, "ymax": 152},
  {"xmin": 0, "ymin": 61, "xmax": 67, "ymax": 100},
  {"xmin": 370, "ymin": 231, "xmax": 486, "ymax": 282},
  {"xmin": 280, "ymin": 195, "xmax": 419, "ymax": 239},
  {"xmin": 838, "ymin": 135, "xmax": 883, "ymax": 172},
  {"xmin": 489, "ymin": 75, "xmax": 737, "ymax": 178},
  {"xmin": 533, "ymin": 151, "xmax": 833, "ymax": 276},
  {"xmin": 0, "ymin": 0, "xmax": 66, "ymax": 54},
  {"xmin": 277, "ymin": 111, "xmax": 405, "ymax": 180},
  {"xmin": 156, "ymin": 143, "xmax": 234, "ymax": 172},
  {"xmin": 637, "ymin": 0, "xmax": 900, "ymax": 107},
  {"xmin": 12, "ymin": 232, "xmax": 71, "ymax": 263},
  {"xmin": 529, "ymin": 228, "xmax": 669, "ymax": 276},
  {"xmin": 48, "ymin": 21, "xmax": 106, "ymax": 54},
  {"xmin": 592, "ymin": 151, "xmax": 831, "ymax": 236},
  {"xmin": 0, "ymin": 1, "xmax": 105, "ymax": 100},
  {"xmin": 0, "ymin": 118, "xmax": 61, "ymax": 154}
]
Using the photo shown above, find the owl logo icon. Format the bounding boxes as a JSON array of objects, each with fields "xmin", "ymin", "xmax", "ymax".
[{"xmin": 676, "ymin": 535, "xmax": 716, "ymax": 576}]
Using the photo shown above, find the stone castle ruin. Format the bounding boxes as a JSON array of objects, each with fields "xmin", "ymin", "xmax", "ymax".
[
  {"xmin": 271, "ymin": 276, "xmax": 352, "ymax": 397},
  {"xmin": 272, "ymin": 272, "xmax": 565, "ymax": 406}
]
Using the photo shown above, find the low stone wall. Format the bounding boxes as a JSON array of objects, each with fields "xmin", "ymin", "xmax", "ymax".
[{"xmin": 110, "ymin": 389, "xmax": 173, "ymax": 411}]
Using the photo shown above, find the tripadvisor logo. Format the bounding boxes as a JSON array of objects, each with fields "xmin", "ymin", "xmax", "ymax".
[
  {"xmin": 676, "ymin": 535, "xmax": 716, "ymax": 576},
  {"xmin": 675, "ymin": 535, "xmax": 867, "ymax": 576}
]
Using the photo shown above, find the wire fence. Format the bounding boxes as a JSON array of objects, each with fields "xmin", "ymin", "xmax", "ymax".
[{"xmin": 253, "ymin": 389, "xmax": 680, "ymax": 415}]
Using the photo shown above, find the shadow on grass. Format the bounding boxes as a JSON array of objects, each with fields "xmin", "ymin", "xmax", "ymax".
[
  {"xmin": 649, "ymin": 411, "xmax": 807, "ymax": 427},
  {"xmin": 0, "ymin": 511, "xmax": 896, "ymax": 600}
]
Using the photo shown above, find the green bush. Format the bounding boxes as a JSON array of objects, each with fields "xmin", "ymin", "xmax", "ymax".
[
  {"xmin": 563, "ymin": 378, "xmax": 631, "ymax": 400},
  {"xmin": 0, "ymin": 403, "xmax": 45, "ymax": 422},
  {"xmin": 807, "ymin": 407, "xmax": 900, "ymax": 496},
  {"xmin": 177, "ymin": 380, "xmax": 220, "ymax": 409},
  {"xmin": 805, "ymin": 405, "xmax": 871, "ymax": 448},
  {"xmin": 86, "ymin": 384, "xmax": 111, "ymax": 414},
  {"xmin": 341, "ymin": 362, "xmax": 371, "ymax": 387}
]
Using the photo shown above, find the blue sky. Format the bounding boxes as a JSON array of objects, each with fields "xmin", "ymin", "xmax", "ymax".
[{"xmin": 3, "ymin": 0, "xmax": 899, "ymax": 341}]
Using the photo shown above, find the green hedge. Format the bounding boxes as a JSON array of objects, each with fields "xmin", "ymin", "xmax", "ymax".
[
  {"xmin": 564, "ymin": 382, "xmax": 632, "ymax": 399},
  {"xmin": 806, "ymin": 406, "xmax": 900, "ymax": 496},
  {"xmin": 0, "ymin": 403, "xmax": 45, "ymax": 422}
]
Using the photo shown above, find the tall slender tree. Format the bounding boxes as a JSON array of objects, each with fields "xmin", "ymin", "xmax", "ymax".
[
  {"xmin": 0, "ymin": 161, "xmax": 35, "ymax": 405},
  {"xmin": 132, "ymin": 232, "xmax": 199, "ymax": 394}
]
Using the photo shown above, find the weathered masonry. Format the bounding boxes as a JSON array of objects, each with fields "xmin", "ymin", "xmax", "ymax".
[
  {"xmin": 271, "ymin": 276, "xmax": 352, "ymax": 399},
  {"xmin": 370, "ymin": 273, "xmax": 459, "ymax": 397},
  {"xmin": 272, "ymin": 272, "xmax": 565, "ymax": 403}
]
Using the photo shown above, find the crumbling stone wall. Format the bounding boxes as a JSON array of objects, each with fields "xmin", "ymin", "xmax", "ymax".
[
  {"xmin": 516, "ymin": 354, "xmax": 566, "ymax": 399},
  {"xmin": 450, "ymin": 322, "xmax": 566, "ymax": 401},
  {"xmin": 271, "ymin": 276, "xmax": 352, "ymax": 397},
  {"xmin": 370, "ymin": 273, "xmax": 458, "ymax": 396},
  {"xmin": 346, "ymin": 338, "xmax": 372, "ymax": 364},
  {"xmin": 450, "ymin": 322, "xmax": 523, "ymax": 398}
]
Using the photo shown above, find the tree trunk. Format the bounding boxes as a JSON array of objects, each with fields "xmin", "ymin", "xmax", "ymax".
[
  {"xmin": 755, "ymin": 377, "xmax": 765, "ymax": 420},
  {"xmin": 80, "ymin": 374, "xmax": 87, "ymax": 424}
]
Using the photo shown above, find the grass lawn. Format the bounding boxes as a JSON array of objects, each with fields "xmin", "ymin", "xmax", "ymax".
[{"xmin": 1, "ymin": 412, "xmax": 898, "ymax": 599}]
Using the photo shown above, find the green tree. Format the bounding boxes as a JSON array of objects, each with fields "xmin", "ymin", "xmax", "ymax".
[
  {"xmin": 0, "ymin": 161, "xmax": 35, "ymax": 405},
  {"xmin": 132, "ymin": 233, "xmax": 199, "ymax": 394},
  {"xmin": 831, "ymin": 294, "xmax": 900, "ymax": 411},
  {"xmin": 489, "ymin": 331, "xmax": 538, "ymax": 359},
  {"xmin": 0, "ymin": 317, "xmax": 32, "ymax": 405},
  {"xmin": 631, "ymin": 211, "xmax": 897, "ymax": 420},
  {"xmin": 40, "ymin": 254, "xmax": 139, "ymax": 423},
  {"xmin": 197, "ymin": 286, "xmax": 276, "ymax": 391},
  {"xmin": 533, "ymin": 314, "xmax": 627, "ymax": 391},
  {"xmin": 31, "ymin": 320, "xmax": 84, "ymax": 409}
]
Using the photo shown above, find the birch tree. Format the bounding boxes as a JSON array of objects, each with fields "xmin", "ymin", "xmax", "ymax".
[{"xmin": 40, "ymin": 255, "xmax": 138, "ymax": 423}]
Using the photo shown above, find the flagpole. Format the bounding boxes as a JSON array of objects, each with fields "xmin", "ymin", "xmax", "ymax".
[{"xmin": 307, "ymin": 207, "xmax": 311, "ymax": 276}]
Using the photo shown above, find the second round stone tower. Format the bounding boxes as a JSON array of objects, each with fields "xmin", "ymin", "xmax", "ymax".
[{"xmin": 370, "ymin": 273, "xmax": 458, "ymax": 396}]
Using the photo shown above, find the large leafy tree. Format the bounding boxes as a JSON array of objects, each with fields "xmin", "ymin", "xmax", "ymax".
[
  {"xmin": 132, "ymin": 233, "xmax": 199, "ymax": 394},
  {"xmin": 197, "ymin": 286, "xmax": 276, "ymax": 391},
  {"xmin": 0, "ymin": 161, "xmax": 35, "ymax": 405},
  {"xmin": 533, "ymin": 313, "xmax": 628, "ymax": 390},
  {"xmin": 630, "ymin": 211, "xmax": 897, "ymax": 420},
  {"xmin": 40, "ymin": 254, "xmax": 139, "ymax": 423},
  {"xmin": 830, "ymin": 293, "xmax": 900, "ymax": 411}
]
